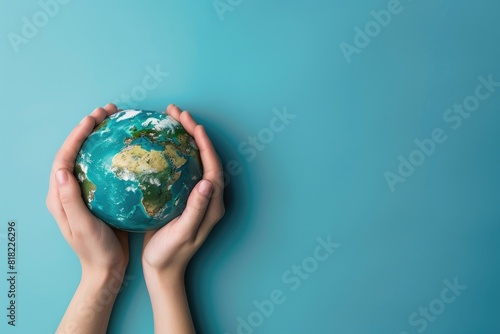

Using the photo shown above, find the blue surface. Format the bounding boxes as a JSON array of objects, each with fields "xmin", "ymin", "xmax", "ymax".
[{"xmin": 1, "ymin": 0, "xmax": 500, "ymax": 333}]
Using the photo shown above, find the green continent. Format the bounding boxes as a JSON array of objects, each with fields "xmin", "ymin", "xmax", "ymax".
[
  {"xmin": 137, "ymin": 170, "xmax": 172, "ymax": 217},
  {"xmin": 111, "ymin": 145, "xmax": 176, "ymax": 217},
  {"xmin": 75, "ymin": 163, "xmax": 96, "ymax": 205},
  {"xmin": 127, "ymin": 125, "xmax": 198, "ymax": 159},
  {"xmin": 128, "ymin": 128, "xmax": 162, "ymax": 143}
]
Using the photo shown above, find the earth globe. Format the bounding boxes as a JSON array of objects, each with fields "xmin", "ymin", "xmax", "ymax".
[{"xmin": 75, "ymin": 109, "xmax": 202, "ymax": 232}]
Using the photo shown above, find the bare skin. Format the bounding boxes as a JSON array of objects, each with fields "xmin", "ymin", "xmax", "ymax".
[{"xmin": 46, "ymin": 103, "xmax": 225, "ymax": 334}]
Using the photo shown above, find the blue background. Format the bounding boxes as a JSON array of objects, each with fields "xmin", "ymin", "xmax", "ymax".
[{"xmin": 1, "ymin": 0, "xmax": 499, "ymax": 333}]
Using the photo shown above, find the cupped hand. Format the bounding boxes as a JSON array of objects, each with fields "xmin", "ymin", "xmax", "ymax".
[
  {"xmin": 46, "ymin": 104, "xmax": 129, "ymax": 275},
  {"xmin": 142, "ymin": 104, "xmax": 225, "ymax": 278}
]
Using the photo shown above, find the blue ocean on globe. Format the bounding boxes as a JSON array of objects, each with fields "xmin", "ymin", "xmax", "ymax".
[{"xmin": 75, "ymin": 109, "xmax": 202, "ymax": 232}]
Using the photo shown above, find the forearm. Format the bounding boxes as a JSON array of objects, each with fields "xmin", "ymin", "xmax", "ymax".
[
  {"xmin": 145, "ymin": 270, "xmax": 195, "ymax": 334},
  {"xmin": 57, "ymin": 268, "xmax": 124, "ymax": 334}
]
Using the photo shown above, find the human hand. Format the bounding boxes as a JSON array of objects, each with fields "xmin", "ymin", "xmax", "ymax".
[
  {"xmin": 48, "ymin": 104, "xmax": 130, "ymax": 334},
  {"xmin": 142, "ymin": 104, "xmax": 225, "ymax": 280},
  {"xmin": 141, "ymin": 104, "xmax": 225, "ymax": 334},
  {"xmin": 46, "ymin": 103, "xmax": 129, "ymax": 276}
]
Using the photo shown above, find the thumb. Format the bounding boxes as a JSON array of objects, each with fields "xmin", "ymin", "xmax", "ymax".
[
  {"xmin": 177, "ymin": 179, "xmax": 213, "ymax": 233},
  {"xmin": 56, "ymin": 169, "xmax": 94, "ymax": 226}
]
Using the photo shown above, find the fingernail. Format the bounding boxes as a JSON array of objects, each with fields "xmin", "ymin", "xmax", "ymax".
[
  {"xmin": 198, "ymin": 179, "xmax": 212, "ymax": 196},
  {"xmin": 56, "ymin": 170, "xmax": 68, "ymax": 185}
]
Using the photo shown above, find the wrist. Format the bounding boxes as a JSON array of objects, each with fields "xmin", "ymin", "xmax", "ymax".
[
  {"xmin": 81, "ymin": 258, "xmax": 127, "ymax": 278},
  {"xmin": 80, "ymin": 266, "xmax": 125, "ymax": 295},
  {"xmin": 143, "ymin": 266, "xmax": 185, "ymax": 293},
  {"xmin": 143, "ymin": 266, "xmax": 195, "ymax": 334},
  {"xmin": 57, "ymin": 265, "xmax": 124, "ymax": 334}
]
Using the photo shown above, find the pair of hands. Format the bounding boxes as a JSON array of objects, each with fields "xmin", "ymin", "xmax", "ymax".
[{"xmin": 46, "ymin": 103, "xmax": 225, "ymax": 282}]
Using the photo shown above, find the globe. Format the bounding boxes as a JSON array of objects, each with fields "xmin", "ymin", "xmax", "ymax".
[{"xmin": 75, "ymin": 109, "xmax": 202, "ymax": 232}]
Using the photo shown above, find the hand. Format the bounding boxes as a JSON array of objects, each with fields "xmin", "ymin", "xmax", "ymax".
[
  {"xmin": 142, "ymin": 104, "xmax": 225, "ymax": 279},
  {"xmin": 48, "ymin": 103, "xmax": 130, "ymax": 334},
  {"xmin": 46, "ymin": 103, "xmax": 129, "ymax": 275},
  {"xmin": 141, "ymin": 105, "xmax": 225, "ymax": 334}
]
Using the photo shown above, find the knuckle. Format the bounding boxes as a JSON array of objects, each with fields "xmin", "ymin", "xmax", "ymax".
[
  {"xmin": 214, "ymin": 205, "xmax": 225, "ymax": 222},
  {"xmin": 58, "ymin": 191, "xmax": 73, "ymax": 206},
  {"xmin": 71, "ymin": 219, "xmax": 95, "ymax": 238},
  {"xmin": 71, "ymin": 226, "xmax": 86, "ymax": 238},
  {"xmin": 186, "ymin": 203, "xmax": 202, "ymax": 217},
  {"xmin": 191, "ymin": 194, "xmax": 209, "ymax": 211},
  {"xmin": 212, "ymin": 175, "xmax": 225, "ymax": 189},
  {"xmin": 178, "ymin": 229, "xmax": 196, "ymax": 246},
  {"xmin": 218, "ymin": 203, "xmax": 225, "ymax": 217},
  {"xmin": 45, "ymin": 197, "xmax": 53, "ymax": 212}
]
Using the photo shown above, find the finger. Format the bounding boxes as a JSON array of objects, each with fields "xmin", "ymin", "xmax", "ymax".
[
  {"xmin": 90, "ymin": 107, "xmax": 107, "ymax": 123},
  {"xmin": 103, "ymin": 103, "xmax": 119, "ymax": 116},
  {"xmin": 176, "ymin": 179, "xmax": 213, "ymax": 238},
  {"xmin": 166, "ymin": 104, "xmax": 176, "ymax": 113},
  {"xmin": 53, "ymin": 115, "xmax": 96, "ymax": 171},
  {"xmin": 56, "ymin": 169, "xmax": 97, "ymax": 235},
  {"xmin": 166, "ymin": 104, "xmax": 182, "ymax": 121},
  {"xmin": 194, "ymin": 193, "xmax": 225, "ymax": 246},
  {"xmin": 195, "ymin": 208, "xmax": 223, "ymax": 247},
  {"xmin": 162, "ymin": 109, "xmax": 225, "ymax": 246},
  {"xmin": 179, "ymin": 111, "xmax": 198, "ymax": 135},
  {"xmin": 172, "ymin": 110, "xmax": 222, "ymax": 187},
  {"xmin": 194, "ymin": 125, "xmax": 223, "ymax": 189},
  {"xmin": 47, "ymin": 115, "xmax": 97, "ymax": 221},
  {"xmin": 191, "ymin": 125, "xmax": 225, "ymax": 242},
  {"xmin": 46, "ymin": 194, "xmax": 71, "ymax": 239},
  {"xmin": 195, "ymin": 197, "xmax": 224, "ymax": 238}
]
